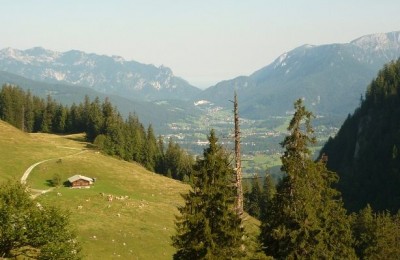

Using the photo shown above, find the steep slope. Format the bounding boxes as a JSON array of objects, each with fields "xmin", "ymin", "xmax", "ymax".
[
  {"xmin": 0, "ymin": 47, "xmax": 200, "ymax": 101},
  {"xmin": 320, "ymin": 59, "xmax": 400, "ymax": 213},
  {"xmin": 196, "ymin": 31, "xmax": 400, "ymax": 118},
  {"xmin": 0, "ymin": 71, "xmax": 201, "ymax": 132}
]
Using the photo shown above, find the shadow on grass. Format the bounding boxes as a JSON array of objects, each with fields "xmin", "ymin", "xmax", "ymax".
[
  {"xmin": 45, "ymin": 180, "xmax": 72, "ymax": 188},
  {"xmin": 65, "ymin": 135, "xmax": 87, "ymax": 143},
  {"xmin": 45, "ymin": 179, "xmax": 54, "ymax": 188},
  {"xmin": 86, "ymin": 143, "xmax": 97, "ymax": 149}
]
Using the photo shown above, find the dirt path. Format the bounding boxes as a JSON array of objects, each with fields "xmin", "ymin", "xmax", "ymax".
[
  {"xmin": 21, "ymin": 159, "xmax": 53, "ymax": 184},
  {"xmin": 21, "ymin": 149, "xmax": 87, "ymax": 197}
]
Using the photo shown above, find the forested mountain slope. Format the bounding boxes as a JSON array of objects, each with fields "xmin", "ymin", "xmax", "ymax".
[{"xmin": 321, "ymin": 59, "xmax": 400, "ymax": 212}]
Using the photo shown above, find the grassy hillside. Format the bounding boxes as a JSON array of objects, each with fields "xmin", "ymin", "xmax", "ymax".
[
  {"xmin": 0, "ymin": 120, "xmax": 260, "ymax": 259},
  {"xmin": 0, "ymin": 120, "xmax": 82, "ymax": 181}
]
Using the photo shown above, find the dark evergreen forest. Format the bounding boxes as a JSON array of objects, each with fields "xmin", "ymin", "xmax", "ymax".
[{"xmin": 321, "ymin": 59, "xmax": 400, "ymax": 213}]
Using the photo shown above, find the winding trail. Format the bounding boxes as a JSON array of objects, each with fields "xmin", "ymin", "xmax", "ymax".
[
  {"xmin": 21, "ymin": 149, "xmax": 87, "ymax": 197},
  {"xmin": 21, "ymin": 159, "xmax": 53, "ymax": 184}
]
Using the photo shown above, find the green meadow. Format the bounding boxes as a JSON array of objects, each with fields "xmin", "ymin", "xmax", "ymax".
[{"xmin": 0, "ymin": 120, "xmax": 259, "ymax": 259}]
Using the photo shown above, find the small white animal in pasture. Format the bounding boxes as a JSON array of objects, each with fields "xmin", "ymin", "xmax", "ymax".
[
  {"xmin": 36, "ymin": 202, "xmax": 43, "ymax": 210},
  {"xmin": 107, "ymin": 195, "xmax": 113, "ymax": 202}
]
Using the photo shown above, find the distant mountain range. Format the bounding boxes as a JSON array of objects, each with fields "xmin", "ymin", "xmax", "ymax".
[
  {"xmin": 0, "ymin": 31, "xmax": 399, "ymax": 122},
  {"xmin": 0, "ymin": 47, "xmax": 200, "ymax": 101},
  {"xmin": 196, "ymin": 31, "xmax": 400, "ymax": 118}
]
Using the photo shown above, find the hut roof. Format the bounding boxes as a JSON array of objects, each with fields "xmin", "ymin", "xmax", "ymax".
[{"xmin": 68, "ymin": 175, "xmax": 93, "ymax": 183}]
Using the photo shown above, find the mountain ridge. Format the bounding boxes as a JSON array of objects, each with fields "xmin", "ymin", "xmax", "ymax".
[
  {"xmin": 1, "ymin": 30, "xmax": 400, "ymax": 123},
  {"xmin": 0, "ymin": 47, "xmax": 201, "ymax": 101},
  {"xmin": 195, "ymin": 31, "xmax": 400, "ymax": 118}
]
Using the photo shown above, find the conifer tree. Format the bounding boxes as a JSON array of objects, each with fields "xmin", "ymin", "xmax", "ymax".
[
  {"xmin": 86, "ymin": 97, "xmax": 103, "ymax": 141},
  {"xmin": 52, "ymin": 104, "xmax": 67, "ymax": 133},
  {"xmin": 172, "ymin": 130, "xmax": 245, "ymax": 259},
  {"xmin": 143, "ymin": 124, "xmax": 159, "ymax": 171},
  {"xmin": 155, "ymin": 135, "xmax": 166, "ymax": 174},
  {"xmin": 245, "ymin": 174, "xmax": 262, "ymax": 218},
  {"xmin": 353, "ymin": 205, "xmax": 400, "ymax": 259},
  {"xmin": 125, "ymin": 114, "xmax": 145, "ymax": 163},
  {"xmin": 259, "ymin": 99, "xmax": 355, "ymax": 259},
  {"xmin": 24, "ymin": 90, "xmax": 34, "ymax": 132},
  {"xmin": 260, "ymin": 173, "xmax": 276, "ymax": 221}
]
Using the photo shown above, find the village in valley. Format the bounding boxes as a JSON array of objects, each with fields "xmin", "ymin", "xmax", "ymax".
[{"xmin": 163, "ymin": 100, "xmax": 340, "ymax": 178}]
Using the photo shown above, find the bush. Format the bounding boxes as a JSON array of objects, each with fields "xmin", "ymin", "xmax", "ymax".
[{"xmin": 52, "ymin": 173, "xmax": 62, "ymax": 187}]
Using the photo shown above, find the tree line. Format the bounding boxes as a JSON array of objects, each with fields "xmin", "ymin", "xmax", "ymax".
[{"xmin": 0, "ymin": 84, "xmax": 193, "ymax": 181}]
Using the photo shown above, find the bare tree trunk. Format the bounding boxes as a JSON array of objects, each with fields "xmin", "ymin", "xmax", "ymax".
[{"xmin": 233, "ymin": 92, "xmax": 243, "ymax": 216}]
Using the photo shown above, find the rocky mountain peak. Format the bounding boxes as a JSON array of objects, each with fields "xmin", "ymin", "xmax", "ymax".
[{"xmin": 351, "ymin": 31, "xmax": 400, "ymax": 51}]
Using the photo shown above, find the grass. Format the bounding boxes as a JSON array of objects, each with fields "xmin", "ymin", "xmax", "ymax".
[
  {"xmin": 0, "ymin": 121, "xmax": 83, "ymax": 182},
  {"xmin": 0, "ymin": 120, "xmax": 261, "ymax": 259},
  {"xmin": 242, "ymin": 153, "xmax": 282, "ymax": 177},
  {"xmin": 273, "ymin": 116, "xmax": 291, "ymax": 132},
  {"xmin": 36, "ymin": 155, "xmax": 188, "ymax": 259}
]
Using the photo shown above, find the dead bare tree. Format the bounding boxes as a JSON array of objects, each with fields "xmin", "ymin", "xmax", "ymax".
[{"xmin": 232, "ymin": 92, "xmax": 243, "ymax": 216}]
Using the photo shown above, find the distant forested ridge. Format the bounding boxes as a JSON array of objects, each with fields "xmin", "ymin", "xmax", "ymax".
[
  {"xmin": 0, "ymin": 84, "xmax": 193, "ymax": 181},
  {"xmin": 321, "ymin": 59, "xmax": 400, "ymax": 213}
]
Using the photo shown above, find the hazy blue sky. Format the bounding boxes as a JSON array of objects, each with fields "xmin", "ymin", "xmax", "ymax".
[{"xmin": 1, "ymin": 0, "xmax": 400, "ymax": 88}]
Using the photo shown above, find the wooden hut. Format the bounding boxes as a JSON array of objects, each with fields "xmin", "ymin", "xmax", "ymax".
[{"xmin": 68, "ymin": 175, "xmax": 94, "ymax": 188}]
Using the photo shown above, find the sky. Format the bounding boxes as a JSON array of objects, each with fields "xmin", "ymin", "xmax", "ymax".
[{"xmin": 1, "ymin": 1, "xmax": 400, "ymax": 89}]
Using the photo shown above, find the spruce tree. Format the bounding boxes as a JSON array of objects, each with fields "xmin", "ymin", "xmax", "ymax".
[
  {"xmin": 172, "ymin": 130, "xmax": 245, "ymax": 259},
  {"xmin": 260, "ymin": 173, "xmax": 276, "ymax": 221},
  {"xmin": 24, "ymin": 90, "xmax": 34, "ymax": 132},
  {"xmin": 155, "ymin": 135, "xmax": 166, "ymax": 174},
  {"xmin": 86, "ymin": 97, "xmax": 103, "ymax": 141},
  {"xmin": 353, "ymin": 205, "xmax": 400, "ymax": 259},
  {"xmin": 143, "ymin": 124, "xmax": 159, "ymax": 171},
  {"xmin": 125, "ymin": 114, "xmax": 145, "ymax": 163},
  {"xmin": 246, "ymin": 174, "xmax": 262, "ymax": 219},
  {"xmin": 259, "ymin": 99, "xmax": 356, "ymax": 259}
]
